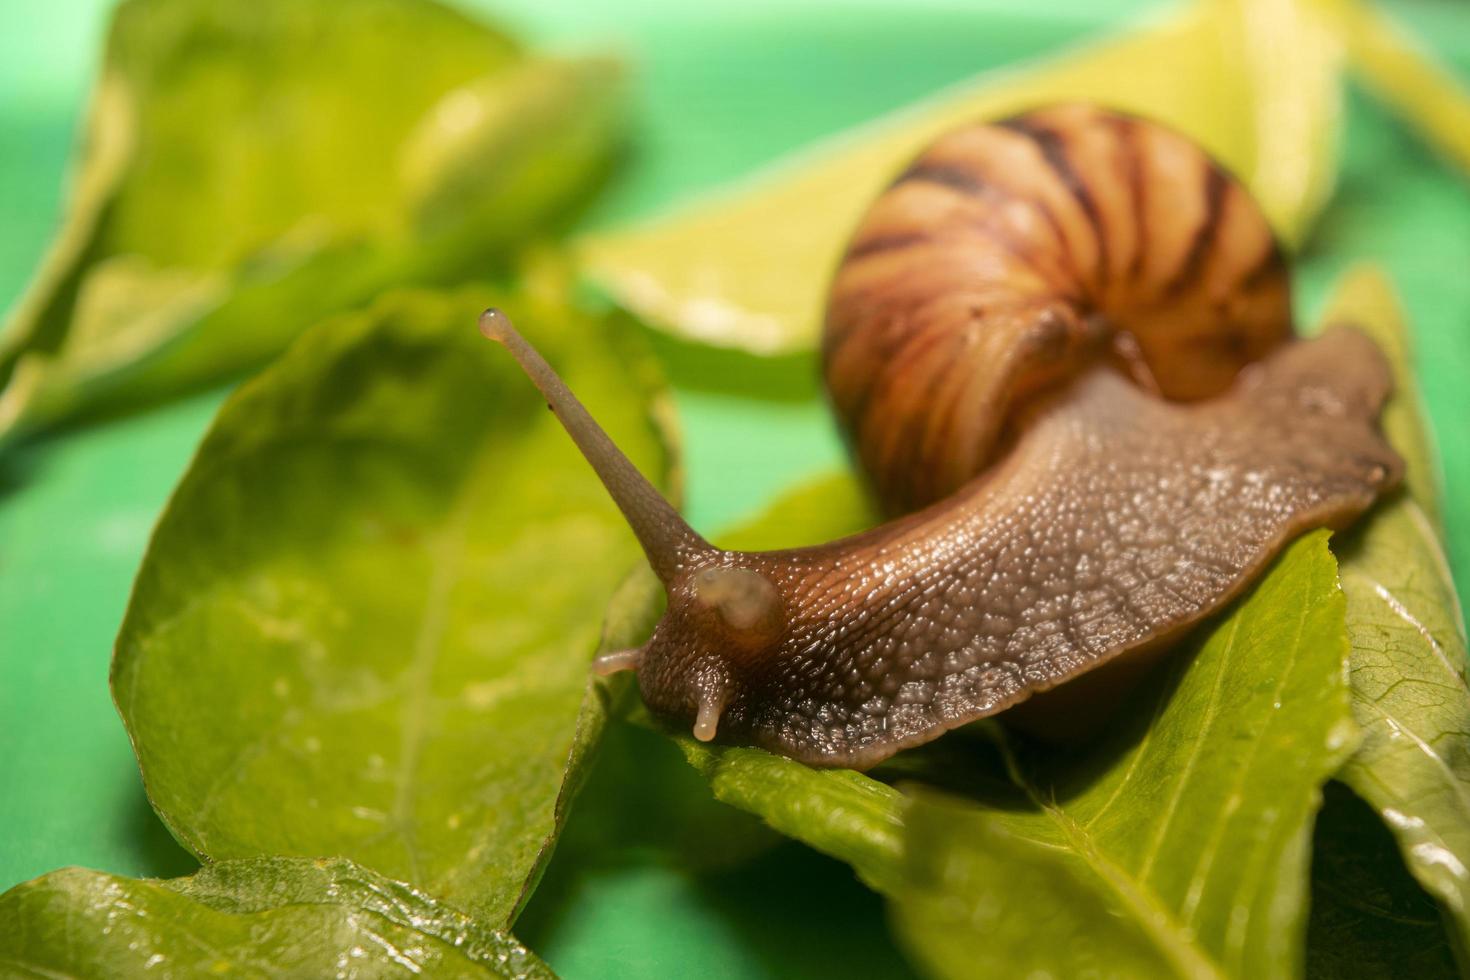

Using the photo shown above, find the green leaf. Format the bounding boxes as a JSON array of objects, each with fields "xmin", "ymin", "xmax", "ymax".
[
  {"xmin": 1317, "ymin": 267, "xmax": 1470, "ymax": 950},
  {"xmin": 651, "ymin": 475, "xmax": 1355, "ymax": 977},
  {"xmin": 0, "ymin": 857, "xmax": 552, "ymax": 978},
  {"xmin": 0, "ymin": 0, "xmax": 622, "ymax": 438},
  {"xmin": 678, "ymin": 738, "xmax": 907, "ymax": 892},
  {"xmin": 111, "ymin": 277, "xmax": 676, "ymax": 926},
  {"xmin": 580, "ymin": 0, "xmax": 1343, "ymax": 353},
  {"xmin": 891, "ymin": 533, "xmax": 1356, "ymax": 980},
  {"xmin": 892, "ymin": 788, "xmax": 1201, "ymax": 979}
]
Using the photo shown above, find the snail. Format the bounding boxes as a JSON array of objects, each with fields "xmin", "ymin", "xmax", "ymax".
[{"xmin": 481, "ymin": 104, "xmax": 1402, "ymax": 770}]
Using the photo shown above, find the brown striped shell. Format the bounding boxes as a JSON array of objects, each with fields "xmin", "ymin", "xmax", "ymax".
[
  {"xmin": 484, "ymin": 103, "xmax": 1402, "ymax": 768},
  {"xmin": 825, "ymin": 104, "xmax": 1292, "ymax": 512}
]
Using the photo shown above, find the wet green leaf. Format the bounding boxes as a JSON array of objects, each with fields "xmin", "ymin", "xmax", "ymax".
[
  {"xmin": 1318, "ymin": 267, "xmax": 1470, "ymax": 951},
  {"xmin": 580, "ymin": 0, "xmax": 1342, "ymax": 353},
  {"xmin": 0, "ymin": 857, "xmax": 552, "ymax": 978},
  {"xmin": 652, "ymin": 474, "xmax": 1356, "ymax": 978},
  {"xmin": 0, "ymin": 0, "xmax": 622, "ymax": 438},
  {"xmin": 112, "ymin": 279, "xmax": 675, "ymax": 926}
]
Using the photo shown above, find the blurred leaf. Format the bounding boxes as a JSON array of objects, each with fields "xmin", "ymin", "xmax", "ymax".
[
  {"xmin": 1318, "ymin": 0, "xmax": 1470, "ymax": 178},
  {"xmin": 0, "ymin": 0, "xmax": 622, "ymax": 439},
  {"xmin": 0, "ymin": 857, "xmax": 552, "ymax": 978},
  {"xmin": 111, "ymin": 278, "xmax": 676, "ymax": 926},
  {"xmin": 652, "ymin": 472, "xmax": 1355, "ymax": 977},
  {"xmin": 1313, "ymin": 267, "xmax": 1443, "ymax": 522},
  {"xmin": 401, "ymin": 55, "xmax": 624, "ymax": 267},
  {"xmin": 1306, "ymin": 783, "xmax": 1459, "ymax": 979},
  {"xmin": 579, "ymin": 0, "xmax": 1343, "ymax": 353},
  {"xmin": 1317, "ymin": 267, "xmax": 1470, "ymax": 952},
  {"xmin": 717, "ymin": 469, "xmax": 878, "ymax": 549}
]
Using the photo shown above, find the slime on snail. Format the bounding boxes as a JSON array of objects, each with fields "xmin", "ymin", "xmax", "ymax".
[{"xmin": 480, "ymin": 104, "xmax": 1402, "ymax": 769}]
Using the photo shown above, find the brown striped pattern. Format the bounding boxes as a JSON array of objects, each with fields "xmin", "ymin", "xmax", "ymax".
[{"xmin": 823, "ymin": 104, "xmax": 1292, "ymax": 513}]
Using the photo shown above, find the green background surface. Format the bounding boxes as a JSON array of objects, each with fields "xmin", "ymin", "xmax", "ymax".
[{"xmin": 1, "ymin": 1, "xmax": 1467, "ymax": 976}]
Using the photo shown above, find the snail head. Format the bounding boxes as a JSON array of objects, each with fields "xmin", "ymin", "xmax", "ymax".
[{"xmin": 479, "ymin": 308, "xmax": 782, "ymax": 743}]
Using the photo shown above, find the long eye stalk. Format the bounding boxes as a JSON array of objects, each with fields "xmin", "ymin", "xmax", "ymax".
[{"xmin": 479, "ymin": 309, "xmax": 710, "ymax": 584}]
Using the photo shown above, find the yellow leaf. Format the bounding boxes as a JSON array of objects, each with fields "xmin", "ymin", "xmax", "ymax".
[
  {"xmin": 1316, "ymin": 0, "xmax": 1470, "ymax": 177},
  {"xmin": 580, "ymin": 0, "xmax": 1344, "ymax": 353},
  {"xmin": 1311, "ymin": 263, "xmax": 1445, "ymax": 527}
]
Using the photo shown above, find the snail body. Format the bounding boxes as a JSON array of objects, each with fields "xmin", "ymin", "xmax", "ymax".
[{"xmin": 483, "ymin": 105, "xmax": 1401, "ymax": 769}]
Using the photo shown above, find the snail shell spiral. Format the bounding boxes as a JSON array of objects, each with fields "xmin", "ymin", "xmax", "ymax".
[{"xmin": 824, "ymin": 104, "xmax": 1292, "ymax": 512}]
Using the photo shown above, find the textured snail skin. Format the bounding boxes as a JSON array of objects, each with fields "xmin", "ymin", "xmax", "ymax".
[
  {"xmin": 636, "ymin": 327, "xmax": 1398, "ymax": 767},
  {"xmin": 483, "ymin": 105, "xmax": 1402, "ymax": 770}
]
